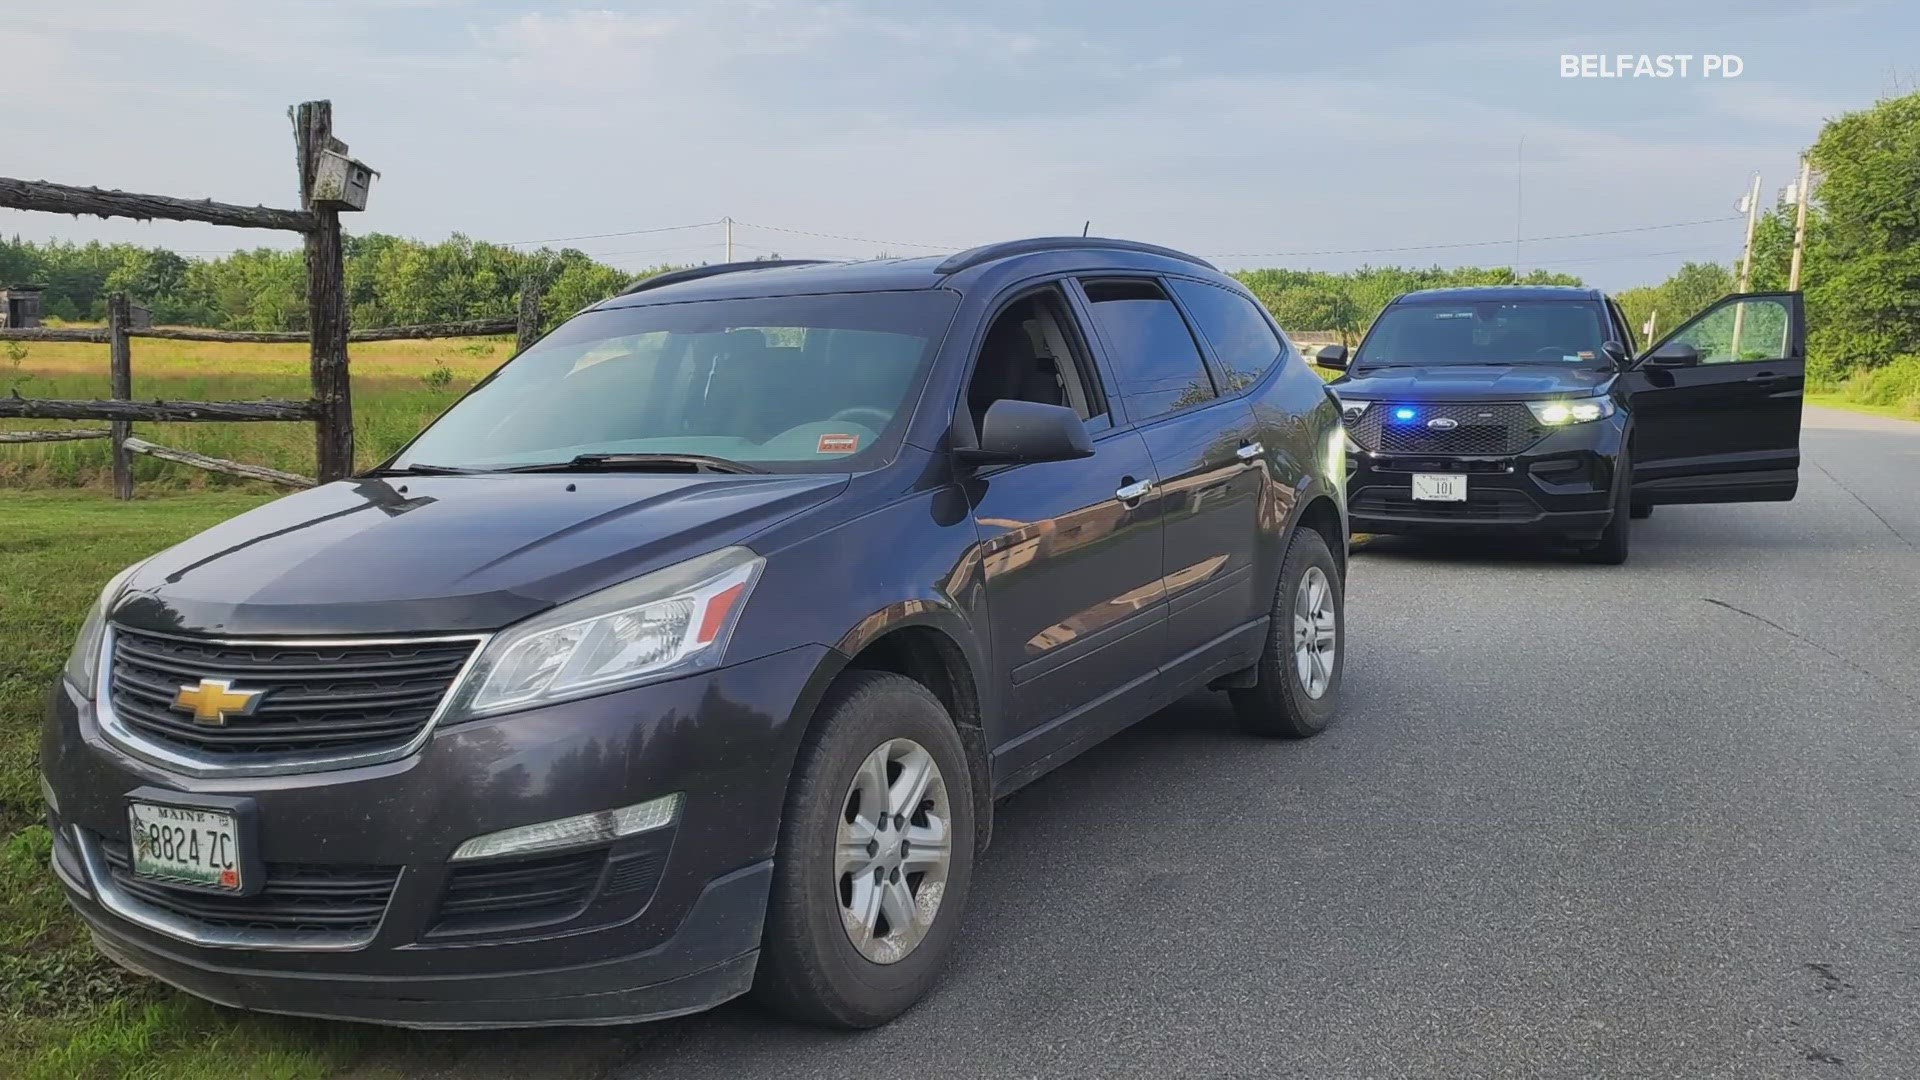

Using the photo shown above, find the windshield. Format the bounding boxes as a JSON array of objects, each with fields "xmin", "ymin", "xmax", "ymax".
[
  {"xmin": 1353, "ymin": 300, "xmax": 1609, "ymax": 370},
  {"xmin": 391, "ymin": 289, "xmax": 958, "ymax": 473}
]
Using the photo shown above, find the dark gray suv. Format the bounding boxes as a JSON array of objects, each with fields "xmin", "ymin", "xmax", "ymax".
[{"xmin": 43, "ymin": 238, "xmax": 1348, "ymax": 1029}]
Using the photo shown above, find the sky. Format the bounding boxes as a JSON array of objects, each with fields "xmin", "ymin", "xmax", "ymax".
[{"xmin": 2, "ymin": 0, "xmax": 1915, "ymax": 289}]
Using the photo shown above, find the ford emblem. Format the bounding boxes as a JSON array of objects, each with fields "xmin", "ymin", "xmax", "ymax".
[{"xmin": 1427, "ymin": 417, "xmax": 1459, "ymax": 430}]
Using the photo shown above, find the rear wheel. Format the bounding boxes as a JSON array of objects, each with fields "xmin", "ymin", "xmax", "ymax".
[
  {"xmin": 753, "ymin": 672, "xmax": 974, "ymax": 1028},
  {"xmin": 1229, "ymin": 528, "xmax": 1343, "ymax": 738}
]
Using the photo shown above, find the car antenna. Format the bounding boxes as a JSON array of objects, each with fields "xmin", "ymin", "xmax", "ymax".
[{"xmin": 1081, "ymin": 220, "xmax": 1091, "ymax": 237}]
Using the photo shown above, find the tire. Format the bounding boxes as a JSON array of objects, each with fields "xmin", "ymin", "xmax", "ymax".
[
  {"xmin": 1630, "ymin": 502, "xmax": 1654, "ymax": 520},
  {"xmin": 752, "ymin": 671, "xmax": 975, "ymax": 1028},
  {"xmin": 1229, "ymin": 528, "xmax": 1344, "ymax": 738},
  {"xmin": 1583, "ymin": 452, "xmax": 1632, "ymax": 565}
]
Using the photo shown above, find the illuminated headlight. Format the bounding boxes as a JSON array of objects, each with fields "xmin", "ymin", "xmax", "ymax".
[
  {"xmin": 451, "ymin": 793, "xmax": 681, "ymax": 861},
  {"xmin": 445, "ymin": 546, "xmax": 764, "ymax": 721},
  {"xmin": 64, "ymin": 560, "xmax": 149, "ymax": 693},
  {"xmin": 1528, "ymin": 396, "xmax": 1616, "ymax": 425}
]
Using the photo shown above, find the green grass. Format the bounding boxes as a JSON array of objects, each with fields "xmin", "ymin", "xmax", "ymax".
[
  {"xmin": 1807, "ymin": 392, "xmax": 1920, "ymax": 420},
  {"xmin": 1808, "ymin": 355, "xmax": 1920, "ymax": 421}
]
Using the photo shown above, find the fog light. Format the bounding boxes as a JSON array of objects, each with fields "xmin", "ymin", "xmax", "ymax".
[{"xmin": 450, "ymin": 793, "xmax": 681, "ymax": 862}]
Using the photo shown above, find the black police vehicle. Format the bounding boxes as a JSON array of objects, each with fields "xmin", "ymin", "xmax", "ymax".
[
  {"xmin": 1319, "ymin": 286, "xmax": 1806, "ymax": 563},
  {"xmin": 44, "ymin": 238, "xmax": 1348, "ymax": 1030}
]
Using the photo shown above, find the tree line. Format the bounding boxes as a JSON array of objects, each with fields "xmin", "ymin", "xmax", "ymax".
[{"xmin": 0, "ymin": 233, "xmax": 644, "ymax": 333}]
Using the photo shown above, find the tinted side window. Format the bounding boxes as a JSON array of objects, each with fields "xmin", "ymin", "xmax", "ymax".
[
  {"xmin": 1168, "ymin": 279, "xmax": 1285, "ymax": 393},
  {"xmin": 1080, "ymin": 280, "xmax": 1216, "ymax": 421}
]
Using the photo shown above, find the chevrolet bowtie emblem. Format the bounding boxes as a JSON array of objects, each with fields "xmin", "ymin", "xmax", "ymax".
[{"xmin": 171, "ymin": 679, "xmax": 264, "ymax": 726}]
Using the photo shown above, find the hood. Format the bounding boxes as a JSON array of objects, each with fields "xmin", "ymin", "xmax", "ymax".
[
  {"xmin": 1332, "ymin": 364, "xmax": 1615, "ymax": 402},
  {"xmin": 113, "ymin": 472, "xmax": 848, "ymax": 637}
]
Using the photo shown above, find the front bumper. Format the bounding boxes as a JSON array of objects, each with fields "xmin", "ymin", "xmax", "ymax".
[
  {"xmin": 41, "ymin": 644, "xmax": 830, "ymax": 1028},
  {"xmin": 1345, "ymin": 419, "xmax": 1625, "ymax": 537}
]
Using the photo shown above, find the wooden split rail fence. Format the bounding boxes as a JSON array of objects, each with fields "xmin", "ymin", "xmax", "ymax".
[
  {"xmin": 0, "ymin": 100, "xmax": 547, "ymax": 498},
  {"xmin": 0, "ymin": 294, "xmax": 541, "ymax": 495}
]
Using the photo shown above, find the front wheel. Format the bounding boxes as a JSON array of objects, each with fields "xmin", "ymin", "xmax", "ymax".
[
  {"xmin": 1229, "ymin": 528, "xmax": 1344, "ymax": 738},
  {"xmin": 753, "ymin": 672, "xmax": 975, "ymax": 1028},
  {"xmin": 1583, "ymin": 452, "xmax": 1633, "ymax": 565}
]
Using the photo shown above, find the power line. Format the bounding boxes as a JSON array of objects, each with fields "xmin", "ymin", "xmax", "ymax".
[
  {"xmin": 1205, "ymin": 216, "xmax": 1742, "ymax": 260},
  {"xmin": 728, "ymin": 220, "xmax": 963, "ymax": 251},
  {"xmin": 497, "ymin": 220, "xmax": 723, "ymax": 248},
  {"xmin": 1524, "ymin": 244, "xmax": 1736, "ymax": 269}
]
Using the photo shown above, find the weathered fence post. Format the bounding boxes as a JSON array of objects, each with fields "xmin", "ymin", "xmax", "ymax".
[
  {"xmin": 294, "ymin": 101, "xmax": 354, "ymax": 483},
  {"xmin": 516, "ymin": 276, "xmax": 546, "ymax": 354},
  {"xmin": 107, "ymin": 292, "xmax": 134, "ymax": 500}
]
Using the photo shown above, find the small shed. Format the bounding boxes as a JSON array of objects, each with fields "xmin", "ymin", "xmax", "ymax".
[{"xmin": 0, "ymin": 285, "xmax": 46, "ymax": 329}]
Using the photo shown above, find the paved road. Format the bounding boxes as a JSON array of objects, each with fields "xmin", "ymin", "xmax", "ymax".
[{"xmin": 422, "ymin": 408, "xmax": 1920, "ymax": 1079}]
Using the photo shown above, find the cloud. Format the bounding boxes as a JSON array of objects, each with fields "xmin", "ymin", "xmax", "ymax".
[{"xmin": 1, "ymin": 0, "xmax": 1908, "ymax": 289}]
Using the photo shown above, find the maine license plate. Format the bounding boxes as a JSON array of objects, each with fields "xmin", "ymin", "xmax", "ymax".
[
  {"xmin": 128, "ymin": 800, "xmax": 243, "ymax": 891},
  {"xmin": 1412, "ymin": 473, "xmax": 1467, "ymax": 502}
]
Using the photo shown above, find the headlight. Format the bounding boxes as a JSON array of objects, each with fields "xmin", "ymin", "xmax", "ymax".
[
  {"xmin": 1337, "ymin": 398, "xmax": 1372, "ymax": 424},
  {"xmin": 445, "ymin": 546, "xmax": 764, "ymax": 721},
  {"xmin": 64, "ymin": 561, "xmax": 147, "ymax": 692},
  {"xmin": 1528, "ymin": 396, "xmax": 1617, "ymax": 425}
]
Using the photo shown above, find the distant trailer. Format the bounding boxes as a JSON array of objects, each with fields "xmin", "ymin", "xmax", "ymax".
[
  {"xmin": 0, "ymin": 285, "xmax": 46, "ymax": 329},
  {"xmin": 128, "ymin": 301, "xmax": 154, "ymax": 329}
]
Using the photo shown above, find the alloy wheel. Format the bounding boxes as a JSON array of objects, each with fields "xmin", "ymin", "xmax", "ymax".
[{"xmin": 1292, "ymin": 565, "xmax": 1337, "ymax": 699}]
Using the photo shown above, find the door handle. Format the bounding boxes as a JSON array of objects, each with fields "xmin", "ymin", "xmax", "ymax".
[
  {"xmin": 1743, "ymin": 371, "xmax": 1779, "ymax": 384},
  {"xmin": 1115, "ymin": 478, "xmax": 1154, "ymax": 502},
  {"xmin": 1236, "ymin": 441, "xmax": 1265, "ymax": 462}
]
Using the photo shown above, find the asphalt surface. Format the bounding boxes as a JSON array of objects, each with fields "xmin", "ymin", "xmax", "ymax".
[{"xmin": 449, "ymin": 407, "xmax": 1920, "ymax": 1080}]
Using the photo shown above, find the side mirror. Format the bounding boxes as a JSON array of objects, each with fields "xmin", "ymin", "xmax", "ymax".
[
  {"xmin": 956, "ymin": 400, "xmax": 1094, "ymax": 466},
  {"xmin": 1601, "ymin": 340, "xmax": 1630, "ymax": 369},
  {"xmin": 1644, "ymin": 341, "xmax": 1700, "ymax": 369},
  {"xmin": 1314, "ymin": 343, "xmax": 1348, "ymax": 370}
]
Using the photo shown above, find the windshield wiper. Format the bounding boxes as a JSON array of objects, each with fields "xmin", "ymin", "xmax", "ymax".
[
  {"xmin": 366, "ymin": 462, "xmax": 484, "ymax": 476},
  {"xmin": 503, "ymin": 453, "xmax": 766, "ymax": 475}
]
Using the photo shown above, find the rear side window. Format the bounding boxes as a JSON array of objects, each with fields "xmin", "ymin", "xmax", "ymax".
[
  {"xmin": 1080, "ymin": 279, "xmax": 1216, "ymax": 421},
  {"xmin": 1168, "ymin": 279, "xmax": 1285, "ymax": 393}
]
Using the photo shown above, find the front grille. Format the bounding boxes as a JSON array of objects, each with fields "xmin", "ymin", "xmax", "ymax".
[
  {"xmin": 1351, "ymin": 486, "xmax": 1540, "ymax": 521},
  {"xmin": 98, "ymin": 834, "xmax": 399, "ymax": 934},
  {"xmin": 1349, "ymin": 403, "xmax": 1543, "ymax": 456},
  {"xmin": 108, "ymin": 626, "xmax": 477, "ymax": 756},
  {"xmin": 429, "ymin": 850, "xmax": 607, "ymax": 936}
]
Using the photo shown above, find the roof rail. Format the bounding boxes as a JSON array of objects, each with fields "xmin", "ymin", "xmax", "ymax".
[
  {"xmin": 618, "ymin": 259, "xmax": 833, "ymax": 296},
  {"xmin": 934, "ymin": 237, "xmax": 1215, "ymax": 276}
]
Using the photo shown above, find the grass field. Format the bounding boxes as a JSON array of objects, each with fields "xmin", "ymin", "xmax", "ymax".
[{"xmin": 1, "ymin": 333, "xmax": 507, "ymax": 489}]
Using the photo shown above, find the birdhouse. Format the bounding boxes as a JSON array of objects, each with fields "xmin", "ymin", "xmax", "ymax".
[{"xmin": 312, "ymin": 150, "xmax": 377, "ymax": 211}]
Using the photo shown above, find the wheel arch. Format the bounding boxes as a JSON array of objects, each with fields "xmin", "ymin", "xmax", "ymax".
[
  {"xmin": 796, "ymin": 606, "xmax": 996, "ymax": 853},
  {"xmin": 1288, "ymin": 488, "xmax": 1348, "ymax": 578}
]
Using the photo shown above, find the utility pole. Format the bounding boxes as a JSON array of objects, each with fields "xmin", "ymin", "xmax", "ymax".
[
  {"xmin": 1788, "ymin": 155, "xmax": 1813, "ymax": 290},
  {"xmin": 1513, "ymin": 135, "xmax": 1525, "ymax": 276},
  {"xmin": 724, "ymin": 216, "xmax": 734, "ymax": 262},
  {"xmin": 1730, "ymin": 172, "xmax": 1762, "ymax": 357}
]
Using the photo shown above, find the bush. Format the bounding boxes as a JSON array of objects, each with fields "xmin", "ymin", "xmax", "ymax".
[{"xmin": 1831, "ymin": 354, "xmax": 1920, "ymax": 416}]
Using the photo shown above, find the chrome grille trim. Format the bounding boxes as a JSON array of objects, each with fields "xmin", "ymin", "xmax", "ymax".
[{"xmin": 94, "ymin": 625, "xmax": 491, "ymax": 779}]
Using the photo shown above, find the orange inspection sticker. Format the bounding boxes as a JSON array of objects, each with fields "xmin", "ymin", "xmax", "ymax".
[{"xmin": 817, "ymin": 433, "xmax": 860, "ymax": 454}]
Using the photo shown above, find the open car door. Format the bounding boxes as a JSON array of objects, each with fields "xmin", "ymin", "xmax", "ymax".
[{"xmin": 1623, "ymin": 291, "xmax": 1806, "ymax": 505}]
